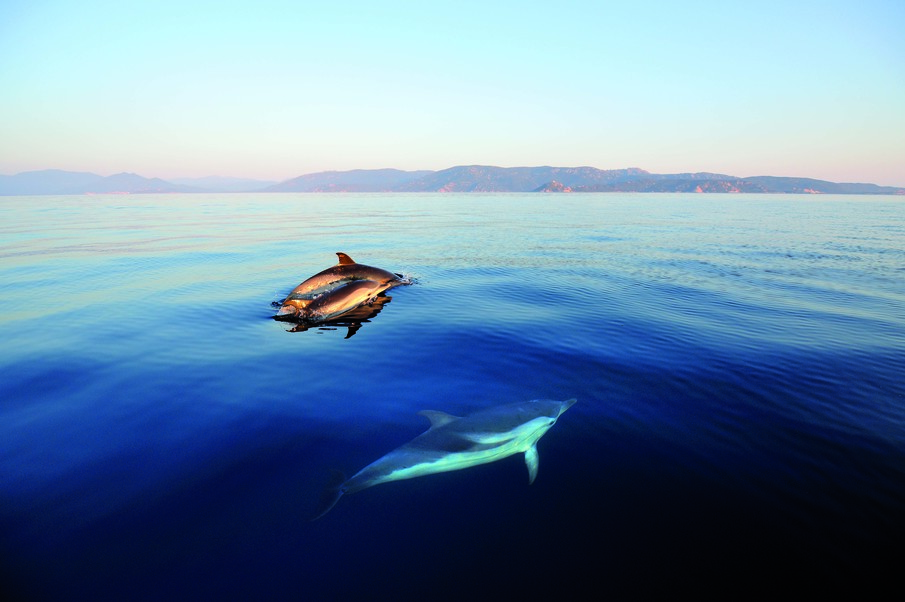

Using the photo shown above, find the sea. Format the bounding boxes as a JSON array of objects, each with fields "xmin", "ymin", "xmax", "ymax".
[{"xmin": 1, "ymin": 192, "xmax": 903, "ymax": 599}]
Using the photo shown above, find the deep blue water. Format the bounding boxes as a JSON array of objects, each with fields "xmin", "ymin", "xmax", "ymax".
[{"xmin": 2, "ymin": 193, "xmax": 904, "ymax": 599}]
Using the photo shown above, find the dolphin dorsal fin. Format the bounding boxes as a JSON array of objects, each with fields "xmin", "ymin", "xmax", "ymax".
[
  {"xmin": 418, "ymin": 410, "xmax": 461, "ymax": 429},
  {"xmin": 336, "ymin": 252, "xmax": 356, "ymax": 265}
]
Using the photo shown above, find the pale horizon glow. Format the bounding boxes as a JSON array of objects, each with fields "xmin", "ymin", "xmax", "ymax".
[{"xmin": 1, "ymin": 0, "xmax": 904, "ymax": 186}]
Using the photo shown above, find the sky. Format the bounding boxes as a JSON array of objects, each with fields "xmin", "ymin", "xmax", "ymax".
[{"xmin": 1, "ymin": 0, "xmax": 903, "ymax": 185}]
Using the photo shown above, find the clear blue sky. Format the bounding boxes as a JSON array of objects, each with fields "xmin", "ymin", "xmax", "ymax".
[{"xmin": 2, "ymin": 0, "xmax": 903, "ymax": 184}]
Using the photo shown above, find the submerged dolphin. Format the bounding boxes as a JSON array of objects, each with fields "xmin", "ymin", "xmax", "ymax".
[
  {"xmin": 275, "ymin": 252, "xmax": 405, "ymax": 319},
  {"xmin": 313, "ymin": 398, "xmax": 577, "ymax": 519}
]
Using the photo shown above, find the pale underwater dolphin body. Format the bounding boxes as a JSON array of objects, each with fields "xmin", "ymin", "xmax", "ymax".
[
  {"xmin": 275, "ymin": 252, "xmax": 406, "ymax": 319},
  {"xmin": 313, "ymin": 398, "xmax": 577, "ymax": 519}
]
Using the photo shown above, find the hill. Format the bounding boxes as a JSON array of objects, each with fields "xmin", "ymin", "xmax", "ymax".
[
  {"xmin": 534, "ymin": 173, "xmax": 903, "ymax": 194},
  {"xmin": 61, "ymin": 173, "xmax": 202, "ymax": 194},
  {"xmin": 393, "ymin": 166, "xmax": 652, "ymax": 192},
  {"xmin": 0, "ymin": 169, "xmax": 102, "ymax": 195},
  {"xmin": 0, "ymin": 170, "xmax": 200, "ymax": 195},
  {"xmin": 264, "ymin": 169, "xmax": 432, "ymax": 192}
]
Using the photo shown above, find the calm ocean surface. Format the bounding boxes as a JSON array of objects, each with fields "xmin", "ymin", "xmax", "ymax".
[{"xmin": 2, "ymin": 193, "xmax": 904, "ymax": 599}]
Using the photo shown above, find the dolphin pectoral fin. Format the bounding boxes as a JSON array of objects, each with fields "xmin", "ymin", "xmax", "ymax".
[
  {"xmin": 525, "ymin": 445, "xmax": 539, "ymax": 484},
  {"xmin": 336, "ymin": 252, "xmax": 356, "ymax": 265},
  {"xmin": 311, "ymin": 470, "xmax": 347, "ymax": 520}
]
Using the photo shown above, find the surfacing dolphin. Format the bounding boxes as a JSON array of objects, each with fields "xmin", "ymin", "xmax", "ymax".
[
  {"xmin": 275, "ymin": 252, "xmax": 407, "ymax": 320},
  {"xmin": 299, "ymin": 278, "xmax": 394, "ymax": 323},
  {"xmin": 313, "ymin": 398, "xmax": 577, "ymax": 519}
]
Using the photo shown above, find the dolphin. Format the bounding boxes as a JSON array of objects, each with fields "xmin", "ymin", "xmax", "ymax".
[
  {"xmin": 313, "ymin": 398, "xmax": 577, "ymax": 519},
  {"xmin": 285, "ymin": 294, "xmax": 392, "ymax": 337},
  {"xmin": 295, "ymin": 278, "xmax": 394, "ymax": 323},
  {"xmin": 275, "ymin": 252, "xmax": 405, "ymax": 319}
]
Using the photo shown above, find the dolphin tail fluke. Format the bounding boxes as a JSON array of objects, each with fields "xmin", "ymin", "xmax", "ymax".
[
  {"xmin": 311, "ymin": 470, "xmax": 347, "ymax": 520},
  {"xmin": 525, "ymin": 444, "xmax": 539, "ymax": 484}
]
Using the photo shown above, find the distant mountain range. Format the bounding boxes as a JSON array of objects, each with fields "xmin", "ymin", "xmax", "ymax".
[
  {"xmin": 0, "ymin": 170, "xmax": 279, "ymax": 195},
  {"xmin": 1, "ymin": 166, "xmax": 902, "ymax": 195}
]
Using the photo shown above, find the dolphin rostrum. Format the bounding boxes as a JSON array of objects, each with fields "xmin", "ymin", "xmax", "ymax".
[
  {"xmin": 313, "ymin": 398, "xmax": 577, "ymax": 519},
  {"xmin": 275, "ymin": 252, "xmax": 407, "ymax": 319}
]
